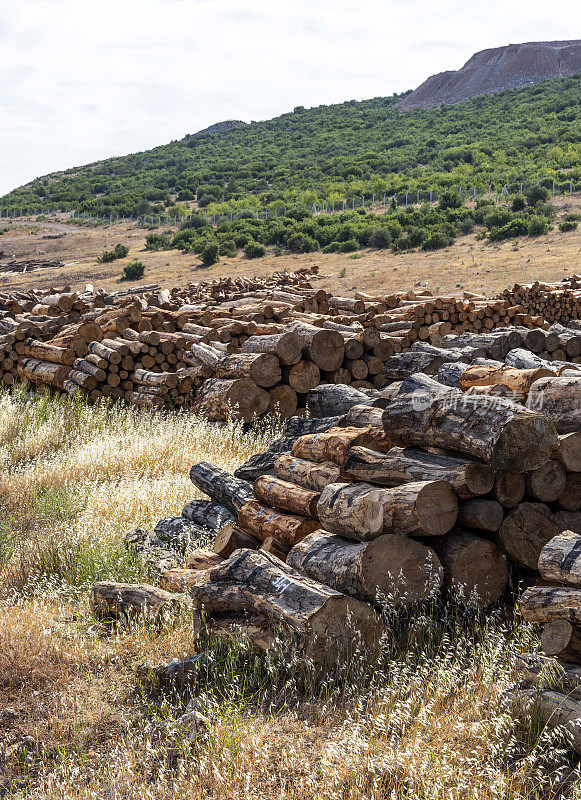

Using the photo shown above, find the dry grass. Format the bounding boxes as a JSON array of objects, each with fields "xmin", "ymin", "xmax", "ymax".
[{"xmin": 1, "ymin": 389, "xmax": 580, "ymax": 799}]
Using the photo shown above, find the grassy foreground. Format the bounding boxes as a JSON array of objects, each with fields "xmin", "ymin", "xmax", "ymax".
[{"xmin": 0, "ymin": 389, "xmax": 579, "ymax": 799}]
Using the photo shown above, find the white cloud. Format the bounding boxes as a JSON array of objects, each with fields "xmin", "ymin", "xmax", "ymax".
[{"xmin": 0, "ymin": 0, "xmax": 579, "ymax": 196}]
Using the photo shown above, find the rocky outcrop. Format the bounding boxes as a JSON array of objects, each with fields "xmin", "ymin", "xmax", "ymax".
[{"xmin": 399, "ymin": 41, "xmax": 581, "ymax": 111}]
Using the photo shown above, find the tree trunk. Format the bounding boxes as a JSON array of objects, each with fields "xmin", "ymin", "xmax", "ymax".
[
  {"xmin": 498, "ymin": 502, "xmax": 559, "ymax": 569},
  {"xmin": 91, "ymin": 582, "xmax": 180, "ymax": 619},
  {"xmin": 238, "ymin": 500, "xmax": 319, "ymax": 546},
  {"xmin": 189, "ymin": 461, "xmax": 253, "ymax": 515},
  {"xmin": 382, "ymin": 387, "xmax": 558, "ymax": 472},
  {"xmin": 521, "ymin": 585, "xmax": 581, "ymax": 625},
  {"xmin": 193, "ymin": 378, "xmax": 269, "ymax": 422},
  {"xmin": 287, "ymin": 530, "xmax": 442, "ymax": 606},
  {"xmin": 215, "ymin": 352, "xmax": 282, "ymax": 388},
  {"xmin": 291, "ymin": 426, "xmax": 391, "ymax": 466},
  {"xmin": 24, "ymin": 338, "xmax": 75, "ymax": 366},
  {"xmin": 538, "ymin": 530, "xmax": 581, "ymax": 586},
  {"xmin": 287, "ymin": 321, "xmax": 345, "ymax": 371},
  {"xmin": 18, "ymin": 357, "xmax": 70, "ymax": 388},
  {"xmin": 492, "ymin": 471, "xmax": 526, "ymax": 508},
  {"xmin": 526, "ymin": 460, "xmax": 567, "ymax": 503},
  {"xmin": 240, "ymin": 332, "xmax": 302, "ymax": 366},
  {"xmin": 213, "ymin": 522, "xmax": 261, "ymax": 558},
  {"xmin": 341, "ymin": 445, "xmax": 494, "ymax": 498},
  {"xmin": 456, "ymin": 498, "xmax": 504, "ymax": 531},
  {"xmin": 526, "ymin": 377, "xmax": 581, "ymax": 434},
  {"xmin": 317, "ymin": 479, "xmax": 457, "ymax": 541},
  {"xmin": 429, "ymin": 530, "xmax": 508, "ymax": 606},
  {"xmin": 253, "ymin": 475, "xmax": 319, "ymax": 519},
  {"xmin": 541, "ymin": 620, "xmax": 581, "ymax": 662},
  {"xmin": 189, "ymin": 549, "xmax": 379, "ymax": 663},
  {"xmin": 181, "ymin": 499, "xmax": 235, "ymax": 531},
  {"xmin": 274, "ymin": 454, "xmax": 342, "ymax": 492},
  {"xmin": 306, "ymin": 384, "xmax": 379, "ymax": 417}
]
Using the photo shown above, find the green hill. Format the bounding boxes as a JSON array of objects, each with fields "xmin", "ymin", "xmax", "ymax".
[{"xmin": 2, "ymin": 75, "xmax": 580, "ymax": 219}]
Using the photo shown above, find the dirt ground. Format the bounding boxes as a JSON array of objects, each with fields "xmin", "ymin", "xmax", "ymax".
[{"xmin": 0, "ymin": 195, "xmax": 579, "ymax": 297}]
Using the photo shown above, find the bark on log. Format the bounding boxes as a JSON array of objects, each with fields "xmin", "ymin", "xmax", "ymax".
[
  {"xmin": 287, "ymin": 321, "xmax": 345, "ymax": 371},
  {"xmin": 492, "ymin": 471, "xmax": 526, "ymax": 508},
  {"xmin": 189, "ymin": 549, "xmax": 379, "ymax": 663},
  {"xmin": 18, "ymin": 357, "xmax": 70, "ymax": 388},
  {"xmin": 553, "ymin": 433, "xmax": 581, "ymax": 473},
  {"xmin": 274, "ymin": 454, "xmax": 342, "ymax": 492},
  {"xmin": 91, "ymin": 581, "xmax": 180, "ymax": 620},
  {"xmin": 306, "ymin": 384, "xmax": 379, "ymax": 418},
  {"xmin": 234, "ymin": 451, "xmax": 281, "ymax": 482},
  {"xmin": 192, "ymin": 378, "xmax": 269, "ymax": 422},
  {"xmin": 341, "ymin": 445, "xmax": 494, "ymax": 499},
  {"xmin": 459, "ymin": 366, "xmax": 554, "ymax": 393},
  {"xmin": 288, "ymin": 530, "xmax": 442, "ymax": 606},
  {"xmin": 382, "ymin": 388, "xmax": 558, "ymax": 472},
  {"xmin": 498, "ymin": 502, "xmax": 559, "ymax": 569},
  {"xmin": 381, "ymin": 351, "xmax": 444, "ymax": 380},
  {"xmin": 215, "ymin": 352, "xmax": 282, "ymax": 388},
  {"xmin": 253, "ymin": 475, "xmax": 320, "ymax": 519},
  {"xmin": 213, "ymin": 523, "xmax": 261, "ymax": 558},
  {"xmin": 284, "ymin": 415, "xmax": 345, "ymax": 437},
  {"xmin": 526, "ymin": 460, "xmax": 567, "ymax": 503},
  {"xmin": 541, "ymin": 620, "xmax": 581, "ymax": 662},
  {"xmin": 240, "ymin": 332, "xmax": 302, "ymax": 366},
  {"xmin": 430, "ymin": 530, "xmax": 508, "ymax": 606},
  {"xmin": 457, "ymin": 498, "xmax": 504, "ymax": 531},
  {"xmin": 181, "ymin": 499, "xmax": 235, "ymax": 531},
  {"xmin": 560, "ymin": 473, "xmax": 581, "ymax": 512},
  {"xmin": 521, "ymin": 586, "xmax": 581, "ymax": 625},
  {"xmin": 291, "ymin": 426, "xmax": 391, "ymax": 466},
  {"xmin": 317, "ymin": 479, "xmax": 457, "ymax": 541},
  {"xmin": 526, "ymin": 377, "xmax": 581, "ymax": 435},
  {"xmin": 189, "ymin": 461, "xmax": 253, "ymax": 515},
  {"xmin": 538, "ymin": 530, "xmax": 581, "ymax": 587},
  {"xmin": 24, "ymin": 338, "xmax": 75, "ymax": 366},
  {"xmin": 555, "ymin": 511, "xmax": 581, "ymax": 535},
  {"xmin": 238, "ymin": 500, "xmax": 319, "ymax": 546}
]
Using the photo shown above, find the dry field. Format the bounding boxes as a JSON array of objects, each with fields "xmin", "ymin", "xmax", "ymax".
[
  {"xmin": 0, "ymin": 195, "xmax": 579, "ymax": 298},
  {"xmin": 1, "ymin": 389, "xmax": 581, "ymax": 799}
]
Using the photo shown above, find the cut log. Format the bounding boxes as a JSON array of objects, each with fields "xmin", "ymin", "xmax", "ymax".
[
  {"xmin": 253, "ymin": 476, "xmax": 319, "ymax": 519},
  {"xmin": 526, "ymin": 460, "xmax": 567, "ymax": 503},
  {"xmin": 189, "ymin": 462, "xmax": 253, "ymax": 515},
  {"xmin": 560, "ymin": 473, "xmax": 581, "ymax": 512},
  {"xmin": 267, "ymin": 385, "xmax": 297, "ymax": 418},
  {"xmin": 492, "ymin": 471, "xmax": 526, "ymax": 508},
  {"xmin": 459, "ymin": 365, "xmax": 554, "ymax": 393},
  {"xmin": 287, "ymin": 321, "xmax": 345, "ymax": 371},
  {"xmin": 498, "ymin": 502, "xmax": 559, "ymax": 569},
  {"xmin": 526, "ymin": 377, "xmax": 581, "ymax": 434},
  {"xmin": 287, "ymin": 530, "xmax": 442, "ymax": 606},
  {"xmin": 457, "ymin": 498, "xmax": 504, "ymax": 531},
  {"xmin": 234, "ymin": 451, "xmax": 281, "ymax": 482},
  {"xmin": 291, "ymin": 426, "xmax": 391, "ymax": 466},
  {"xmin": 91, "ymin": 581, "xmax": 180, "ymax": 620},
  {"xmin": 341, "ymin": 445, "xmax": 494, "ymax": 499},
  {"xmin": 260, "ymin": 536, "xmax": 290, "ymax": 561},
  {"xmin": 285, "ymin": 360, "xmax": 321, "ymax": 394},
  {"xmin": 189, "ymin": 549, "xmax": 378, "ymax": 663},
  {"xmin": 382, "ymin": 388, "xmax": 558, "ymax": 472},
  {"xmin": 553, "ymin": 433, "xmax": 581, "ymax": 473},
  {"xmin": 238, "ymin": 500, "xmax": 319, "ymax": 546},
  {"xmin": 555, "ymin": 511, "xmax": 581, "ymax": 535},
  {"xmin": 317, "ymin": 479, "xmax": 457, "ymax": 541},
  {"xmin": 541, "ymin": 620, "xmax": 581, "ymax": 662},
  {"xmin": 381, "ymin": 351, "xmax": 444, "ymax": 380},
  {"xmin": 430, "ymin": 530, "xmax": 508, "ymax": 606},
  {"xmin": 306, "ymin": 384, "xmax": 379, "ymax": 418},
  {"xmin": 192, "ymin": 378, "xmax": 269, "ymax": 422},
  {"xmin": 213, "ymin": 523, "xmax": 261, "ymax": 558},
  {"xmin": 181, "ymin": 499, "xmax": 235, "ymax": 531},
  {"xmin": 521, "ymin": 586, "xmax": 581, "ymax": 625},
  {"xmin": 274, "ymin": 454, "xmax": 342, "ymax": 492},
  {"xmin": 284, "ymin": 415, "xmax": 345, "ymax": 437},
  {"xmin": 24, "ymin": 338, "xmax": 75, "ymax": 366},
  {"xmin": 538, "ymin": 530, "xmax": 581, "ymax": 587},
  {"xmin": 18, "ymin": 357, "xmax": 70, "ymax": 388},
  {"xmin": 240, "ymin": 332, "xmax": 302, "ymax": 366},
  {"xmin": 215, "ymin": 352, "xmax": 282, "ymax": 388}
]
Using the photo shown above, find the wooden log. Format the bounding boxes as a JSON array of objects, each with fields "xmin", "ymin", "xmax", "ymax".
[
  {"xmin": 192, "ymin": 378, "xmax": 269, "ymax": 422},
  {"xmin": 504, "ymin": 683, "xmax": 581, "ymax": 754},
  {"xmin": 287, "ymin": 321, "xmax": 345, "ymax": 371},
  {"xmin": 381, "ymin": 351, "xmax": 444, "ymax": 379},
  {"xmin": 253, "ymin": 475, "xmax": 319, "ymax": 519},
  {"xmin": 215, "ymin": 352, "xmax": 282, "ymax": 388},
  {"xmin": 285, "ymin": 360, "xmax": 320, "ymax": 394},
  {"xmin": 189, "ymin": 549, "xmax": 378, "ymax": 663},
  {"xmin": 498, "ymin": 502, "xmax": 559, "ymax": 569},
  {"xmin": 18, "ymin": 357, "xmax": 70, "ymax": 388},
  {"xmin": 274, "ymin": 454, "xmax": 342, "ymax": 492},
  {"xmin": 538, "ymin": 530, "xmax": 581, "ymax": 587},
  {"xmin": 516, "ymin": 652, "xmax": 581, "ymax": 699},
  {"xmin": 287, "ymin": 530, "xmax": 442, "ymax": 606},
  {"xmin": 240, "ymin": 332, "xmax": 302, "ymax": 366},
  {"xmin": 316, "ymin": 480, "xmax": 457, "ymax": 541},
  {"xmin": 430, "ymin": 530, "xmax": 508, "ymax": 606},
  {"xmin": 560, "ymin": 473, "xmax": 581, "ymax": 512},
  {"xmin": 341, "ymin": 445, "xmax": 494, "ymax": 498},
  {"xmin": 267, "ymin": 385, "xmax": 297, "ymax": 418},
  {"xmin": 521, "ymin": 585, "xmax": 581, "ymax": 625},
  {"xmin": 181, "ymin": 499, "xmax": 235, "ymax": 531},
  {"xmin": 238, "ymin": 500, "xmax": 319, "ymax": 547},
  {"xmin": 492, "ymin": 471, "xmax": 526, "ymax": 508},
  {"xmin": 306, "ymin": 384, "xmax": 379, "ymax": 417},
  {"xmin": 234, "ymin": 451, "xmax": 282, "ymax": 482},
  {"xmin": 553, "ymin": 433, "xmax": 581, "ymax": 473},
  {"xmin": 541, "ymin": 620, "xmax": 581, "ymax": 662},
  {"xmin": 284, "ymin": 415, "xmax": 345, "ymax": 437},
  {"xmin": 526, "ymin": 377, "xmax": 581, "ymax": 434},
  {"xmin": 213, "ymin": 522, "xmax": 261, "ymax": 558},
  {"xmin": 382, "ymin": 386, "xmax": 558, "ymax": 472},
  {"xmin": 260, "ymin": 536, "xmax": 290, "ymax": 561},
  {"xmin": 459, "ymin": 366, "xmax": 554, "ymax": 393},
  {"xmin": 24, "ymin": 338, "xmax": 75, "ymax": 366},
  {"xmin": 189, "ymin": 462, "xmax": 253, "ymax": 515},
  {"xmin": 457, "ymin": 498, "xmax": 504, "ymax": 531},
  {"xmin": 526, "ymin": 460, "xmax": 567, "ymax": 503},
  {"xmin": 90, "ymin": 581, "xmax": 179, "ymax": 620},
  {"xmin": 134, "ymin": 369, "xmax": 179, "ymax": 389},
  {"xmin": 555, "ymin": 511, "xmax": 581, "ymax": 535},
  {"xmin": 291, "ymin": 426, "xmax": 391, "ymax": 466}
]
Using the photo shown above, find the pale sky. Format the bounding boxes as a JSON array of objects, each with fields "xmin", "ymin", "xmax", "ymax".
[{"xmin": 0, "ymin": 0, "xmax": 579, "ymax": 196}]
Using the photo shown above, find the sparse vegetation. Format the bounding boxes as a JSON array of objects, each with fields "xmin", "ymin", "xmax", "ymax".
[
  {"xmin": 120, "ymin": 259, "xmax": 145, "ymax": 281},
  {"xmin": 98, "ymin": 243, "xmax": 129, "ymax": 263}
]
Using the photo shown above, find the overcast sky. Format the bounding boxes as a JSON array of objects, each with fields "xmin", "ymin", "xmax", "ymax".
[{"xmin": 0, "ymin": 0, "xmax": 579, "ymax": 196}]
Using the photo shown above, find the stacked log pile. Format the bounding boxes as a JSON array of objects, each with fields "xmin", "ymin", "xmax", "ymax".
[{"xmin": 501, "ymin": 276, "xmax": 581, "ymax": 324}]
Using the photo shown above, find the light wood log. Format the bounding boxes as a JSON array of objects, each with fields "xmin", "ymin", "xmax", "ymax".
[
  {"xmin": 24, "ymin": 338, "xmax": 75, "ymax": 366},
  {"xmin": 538, "ymin": 530, "xmax": 581, "ymax": 587},
  {"xmin": 526, "ymin": 460, "xmax": 567, "ymax": 503},
  {"xmin": 274, "ymin": 454, "xmax": 342, "ymax": 492},
  {"xmin": 91, "ymin": 581, "xmax": 180, "ymax": 619},
  {"xmin": 192, "ymin": 378, "xmax": 269, "ymax": 422},
  {"xmin": 238, "ymin": 500, "xmax": 319, "ymax": 546},
  {"xmin": 260, "ymin": 536, "xmax": 290, "ymax": 561},
  {"xmin": 459, "ymin": 365, "xmax": 554, "ymax": 393},
  {"xmin": 18, "ymin": 357, "xmax": 70, "ymax": 388},
  {"xmin": 498, "ymin": 502, "xmax": 559, "ymax": 569},
  {"xmin": 526, "ymin": 377, "xmax": 581, "ymax": 434},
  {"xmin": 521, "ymin": 585, "xmax": 581, "ymax": 625},
  {"xmin": 285, "ymin": 360, "xmax": 320, "ymax": 394},
  {"xmin": 287, "ymin": 321, "xmax": 345, "ymax": 371},
  {"xmin": 213, "ymin": 522, "xmax": 261, "ymax": 558},
  {"xmin": 253, "ymin": 475, "xmax": 319, "ymax": 519},
  {"xmin": 215, "ymin": 352, "xmax": 282, "ymax": 388},
  {"xmin": 291, "ymin": 426, "xmax": 391, "ymax": 466},
  {"xmin": 288, "ymin": 530, "xmax": 442, "ymax": 606},
  {"xmin": 268, "ymin": 385, "xmax": 297, "ymax": 418},
  {"xmin": 553, "ymin": 433, "xmax": 581, "ymax": 473},
  {"xmin": 541, "ymin": 620, "xmax": 581, "ymax": 662},
  {"xmin": 240, "ymin": 332, "xmax": 302, "ymax": 366}
]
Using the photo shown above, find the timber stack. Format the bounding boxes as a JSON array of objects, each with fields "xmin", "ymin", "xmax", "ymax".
[{"xmin": 502, "ymin": 276, "xmax": 581, "ymax": 324}]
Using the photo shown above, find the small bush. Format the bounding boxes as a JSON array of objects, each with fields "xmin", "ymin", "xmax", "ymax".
[
  {"xmin": 121, "ymin": 259, "xmax": 145, "ymax": 281},
  {"xmin": 339, "ymin": 238, "xmax": 359, "ymax": 253},
  {"xmin": 219, "ymin": 239, "xmax": 237, "ymax": 256},
  {"xmin": 201, "ymin": 241, "xmax": 219, "ymax": 267},
  {"xmin": 528, "ymin": 215, "xmax": 550, "ymax": 236},
  {"xmin": 99, "ymin": 243, "xmax": 129, "ymax": 263},
  {"xmin": 511, "ymin": 194, "xmax": 526, "ymax": 211},
  {"xmin": 421, "ymin": 229, "xmax": 452, "ymax": 250},
  {"xmin": 526, "ymin": 185, "xmax": 549, "ymax": 206},
  {"xmin": 484, "ymin": 207, "xmax": 511, "ymax": 229},
  {"xmin": 559, "ymin": 220, "xmax": 578, "ymax": 232},
  {"xmin": 369, "ymin": 228, "xmax": 391, "ymax": 249},
  {"xmin": 437, "ymin": 190, "xmax": 463, "ymax": 210},
  {"xmin": 144, "ymin": 232, "xmax": 172, "ymax": 250},
  {"xmin": 244, "ymin": 241, "xmax": 266, "ymax": 258},
  {"xmin": 287, "ymin": 233, "xmax": 319, "ymax": 253}
]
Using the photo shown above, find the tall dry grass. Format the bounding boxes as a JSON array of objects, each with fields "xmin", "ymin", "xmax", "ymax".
[{"xmin": 0, "ymin": 388, "xmax": 579, "ymax": 799}]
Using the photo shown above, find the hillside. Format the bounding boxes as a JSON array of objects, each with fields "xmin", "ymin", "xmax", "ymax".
[
  {"xmin": 399, "ymin": 40, "xmax": 581, "ymax": 110},
  {"xmin": 1, "ymin": 73, "xmax": 579, "ymax": 220}
]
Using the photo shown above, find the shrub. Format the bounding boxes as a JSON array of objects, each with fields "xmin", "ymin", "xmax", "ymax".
[
  {"xmin": 121, "ymin": 259, "xmax": 145, "ymax": 281},
  {"xmin": 98, "ymin": 243, "xmax": 129, "ymax": 263},
  {"xmin": 219, "ymin": 239, "xmax": 237, "ymax": 256},
  {"xmin": 526, "ymin": 185, "xmax": 549, "ymax": 206},
  {"xmin": 559, "ymin": 220, "xmax": 578, "ymax": 232},
  {"xmin": 421, "ymin": 229, "xmax": 452, "ymax": 250},
  {"xmin": 339, "ymin": 239, "xmax": 359, "ymax": 253},
  {"xmin": 287, "ymin": 233, "xmax": 319, "ymax": 253},
  {"xmin": 458, "ymin": 217, "xmax": 474, "ymax": 234},
  {"xmin": 511, "ymin": 194, "xmax": 526, "ymax": 211},
  {"xmin": 244, "ymin": 241, "xmax": 266, "ymax": 258},
  {"xmin": 437, "ymin": 190, "xmax": 462, "ymax": 210},
  {"xmin": 489, "ymin": 218, "xmax": 529, "ymax": 241},
  {"xmin": 322, "ymin": 241, "xmax": 341, "ymax": 253},
  {"xmin": 369, "ymin": 228, "xmax": 391, "ymax": 249},
  {"xmin": 201, "ymin": 241, "xmax": 219, "ymax": 267},
  {"xmin": 180, "ymin": 214, "xmax": 209, "ymax": 231},
  {"xmin": 484, "ymin": 207, "xmax": 512, "ymax": 229},
  {"xmin": 144, "ymin": 232, "xmax": 172, "ymax": 250},
  {"xmin": 528, "ymin": 215, "xmax": 550, "ymax": 236}
]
